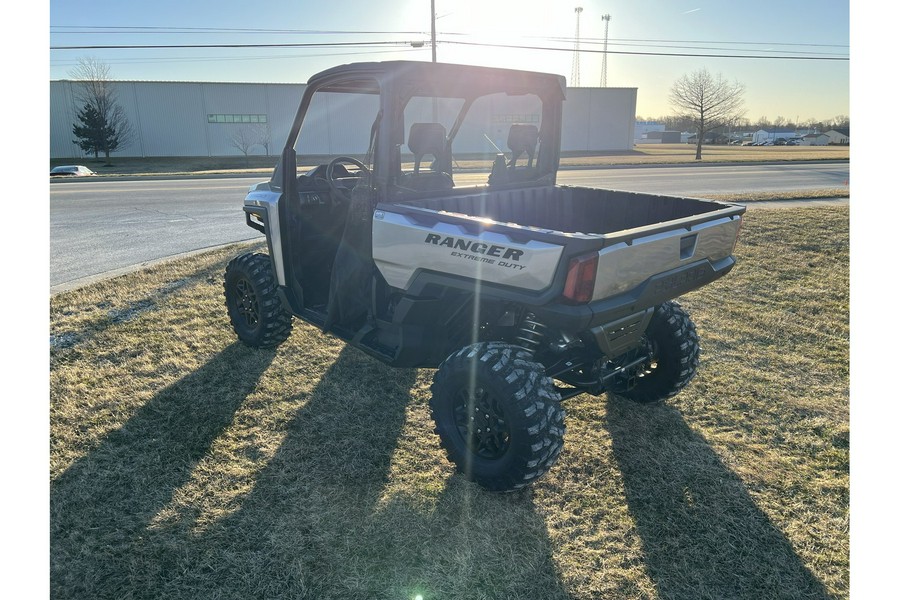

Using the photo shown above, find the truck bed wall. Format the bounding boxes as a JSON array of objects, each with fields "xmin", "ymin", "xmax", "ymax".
[{"xmin": 401, "ymin": 185, "xmax": 722, "ymax": 235}]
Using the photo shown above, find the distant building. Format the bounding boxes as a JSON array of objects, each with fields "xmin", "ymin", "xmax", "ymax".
[
  {"xmin": 639, "ymin": 130, "xmax": 682, "ymax": 144},
  {"xmin": 825, "ymin": 129, "xmax": 849, "ymax": 145},
  {"xmin": 51, "ymin": 79, "xmax": 639, "ymax": 157},
  {"xmin": 753, "ymin": 128, "xmax": 800, "ymax": 144},
  {"xmin": 686, "ymin": 132, "xmax": 730, "ymax": 145},
  {"xmin": 634, "ymin": 120, "xmax": 665, "ymax": 142},
  {"xmin": 799, "ymin": 133, "xmax": 830, "ymax": 146}
]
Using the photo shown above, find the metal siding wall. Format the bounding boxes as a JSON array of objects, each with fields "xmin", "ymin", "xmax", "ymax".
[
  {"xmin": 127, "ymin": 82, "xmax": 207, "ymax": 156},
  {"xmin": 203, "ymin": 83, "xmax": 270, "ymax": 156},
  {"xmin": 559, "ymin": 88, "xmax": 636, "ymax": 152},
  {"xmin": 323, "ymin": 92, "xmax": 380, "ymax": 154},
  {"xmin": 49, "ymin": 81, "xmax": 80, "ymax": 158},
  {"xmin": 293, "ymin": 92, "xmax": 379, "ymax": 156},
  {"xmin": 50, "ymin": 81, "xmax": 638, "ymax": 157},
  {"xmin": 560, "ymin": 92, "xmax": 590, "ymax": 151},
  {"xmin": 584, "ymin": 88, "xmax": 637, "ymax": 152},
  {"xmin": 168, "ymin": 83, "xmax": 208, "ymax": 155},
  {"xmin": 294, "ymin": 91, "xmax": 331, "ymax": 155},
  {"xmin": 265, "ymin": 84, "xmax": 304, "ymax": 155}
]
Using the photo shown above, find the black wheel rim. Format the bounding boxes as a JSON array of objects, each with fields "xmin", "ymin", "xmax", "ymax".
[
  {"xmin": 233, "ymin": 278, "xmax": 259, "ymax": 329},
  {"xmin": 453, "ymin": 385, "xmax": 511, "ymax": 460}
]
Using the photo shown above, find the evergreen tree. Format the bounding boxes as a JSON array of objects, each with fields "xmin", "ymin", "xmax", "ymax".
[
  {"xmin": 69, "ymin": 58, "xmax": 133, "ymax": 159},
  {"xmin": 72, "ymin": 104, "xmax": 105, "ymax": 158}
]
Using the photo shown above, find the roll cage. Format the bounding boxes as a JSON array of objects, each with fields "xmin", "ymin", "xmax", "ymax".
[{"xmin": 271, "ymin": 61, "xmax": 567, "ymax": 202}]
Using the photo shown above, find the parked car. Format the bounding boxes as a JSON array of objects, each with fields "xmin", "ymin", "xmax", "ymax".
[{"xmin": 50, "ymin": 165, "xmax": 95, "ymax": 177}]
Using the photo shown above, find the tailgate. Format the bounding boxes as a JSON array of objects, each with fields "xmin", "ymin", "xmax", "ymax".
[{"xmin": 590, "ymin": 212, "xmax": 743, "ymax": 301}]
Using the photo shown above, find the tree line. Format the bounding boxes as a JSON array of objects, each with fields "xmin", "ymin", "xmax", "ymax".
[{"xmin": 637, "ymin": 113, "xmax": 850, "ymax": 135}]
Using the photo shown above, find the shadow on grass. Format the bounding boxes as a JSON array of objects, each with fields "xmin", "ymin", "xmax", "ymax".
[
  {"xmin": 75, "ymin": 345, "xmax": 569, "ymax": 599},
  {"xmin": 51, "ymin": 341, "xmax": 570, "ymax": 599},
  {"xmin": 50, "ymin": 256, "xmax": 234, "ymax": 354},
  {"xmin": 50, "ymin": 342, "xmax": 277, "ymax": 599},
  {"xmin": 605, "ymin": 396, "xmax": 833, "ymax": 600}
]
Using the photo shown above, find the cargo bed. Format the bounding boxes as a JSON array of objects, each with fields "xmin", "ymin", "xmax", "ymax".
[{"xmin": 396, "ymin": 184, "xmax": 740, "ymax": 240}]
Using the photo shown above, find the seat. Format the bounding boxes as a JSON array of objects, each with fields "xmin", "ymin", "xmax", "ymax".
[
  {"xmin": 507, "ymin": 124, "xmax": 539, "ymax": 169},
  {"xmin": 397, "ymin": 122, "xmax": 454, "ymax": 192}
]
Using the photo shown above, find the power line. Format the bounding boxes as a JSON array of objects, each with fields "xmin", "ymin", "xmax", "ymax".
[
  {"xmin": 50, "ymin": 41, "xmax": 416, "ymax": 50},
  {"xmin": 561, "ymin": 35, "xmax": 849, "ymax": 49},
  {"xmin": 50, "ymin": 26, "xmax": 427, "ymax": 35},
  {"xmin": 441, "ymin": 39, "xmax": 849, "ymax": 61},
  {"xmin": 50, "ymin": 26, "xmax": 849, "ymax": 50},
  {"xmin": 49, "ymin": 35, "xmax": 849, "ymax": 61},
  {"xmin": 550, "ymin": 38, "xmax": 848, "ymax": 56},
  {"xmin": 49, "ymin": 48, "xmax": 424, "ymax": 67}
]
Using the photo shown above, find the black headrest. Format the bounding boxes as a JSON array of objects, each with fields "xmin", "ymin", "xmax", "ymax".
[
  {"xmin": 507, "ymin": 124, "xmax": 539, "ymax": 155},
  {"xmin": 408, "ymin": 123, "xmax": 447, "ymax": 156}
]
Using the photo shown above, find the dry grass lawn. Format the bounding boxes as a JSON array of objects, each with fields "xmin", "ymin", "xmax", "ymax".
[{"xmin": 50, "ymin": 205, "xmax": 849, "ymax": 599}]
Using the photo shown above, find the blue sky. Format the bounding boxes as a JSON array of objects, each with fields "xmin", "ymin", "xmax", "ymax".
[{"xmin": 49, "ymin": 0, "xmax": 850, "ymax": 122}]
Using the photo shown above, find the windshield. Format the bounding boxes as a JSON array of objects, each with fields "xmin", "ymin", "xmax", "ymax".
[{"xmin": 294, "ymin": 90, "xmax": 381, "ymax": 174}]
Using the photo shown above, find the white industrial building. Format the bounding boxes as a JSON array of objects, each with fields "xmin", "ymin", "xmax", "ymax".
[
  {"xmin": 633, "ymin": 120, "xmax": 665, "ymax": 142},
  {"xmin": 50, "ymin": 79, "xmax": 637, "ymax": 159},
  {"xmin": 752, "ymin": 128, "xmax": 801, "ymax": 144},
  {"xmin": 824, "ymin": 129, "xmax": 849, "ymax": 145}
]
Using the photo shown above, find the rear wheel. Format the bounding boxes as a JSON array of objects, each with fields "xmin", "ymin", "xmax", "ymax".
[
  {"xmin": 430, "ymin": 342, "xmax": 565, "ymax": 491},
  {"xmin": 224, "ymin": 253, "xmax": 293, "ymax": 348},
  {"xmin": 617, "ymin": 301, "xmax": 700, "ymax": 404}
]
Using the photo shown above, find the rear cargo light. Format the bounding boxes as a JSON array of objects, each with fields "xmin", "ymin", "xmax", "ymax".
[{"xmin": 563, "ymin": 253, "xmax": 599, "ymax": 303}]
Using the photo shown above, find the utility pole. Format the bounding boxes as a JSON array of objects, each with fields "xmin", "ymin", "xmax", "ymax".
[
  {"xmin": 571, "ymin": 7, "xmax": 583, "ymax": 87},
  {"xmin": 600, "ymin": 14, "xmax": 611, "ymax": 87},
  {"xmin": 431, "ymin": 0, "xmax": 437, "ymax": 62}
]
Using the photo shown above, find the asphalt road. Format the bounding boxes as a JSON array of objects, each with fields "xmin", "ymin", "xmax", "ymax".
[{"xmin": 49, "ymin": 161, "xmax": 849, "ymax": 293}]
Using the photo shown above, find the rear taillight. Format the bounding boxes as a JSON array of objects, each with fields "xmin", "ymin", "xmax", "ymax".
[{"xmin": 563, "ymin": 253, "xmax": 599, "ymax": 303}]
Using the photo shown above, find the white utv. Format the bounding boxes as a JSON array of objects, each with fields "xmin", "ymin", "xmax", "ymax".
[{"xmin": 224, "ymin": 61, "xmax": 745, "ymax": 491}]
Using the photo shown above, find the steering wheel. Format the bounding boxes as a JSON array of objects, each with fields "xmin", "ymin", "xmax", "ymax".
[{"xmin": 325, "ymin": 156, "xmax": 370, "ymax": 203}]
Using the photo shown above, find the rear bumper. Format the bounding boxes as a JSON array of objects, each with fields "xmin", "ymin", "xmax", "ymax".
[{"xmin": 532, "ymin": 255, "xmax": 736, "ymax": 332}]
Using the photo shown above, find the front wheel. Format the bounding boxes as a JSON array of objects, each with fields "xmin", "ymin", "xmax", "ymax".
[
  {"xmin": 430, "ymin": 342, "xmax": 566, "ymax": 492},
  {"xmin": 617, "ymin": 301, "xmax": 700, "ymax": 404},
  {"xmin": 224, "ymin": 252, "xmax": 293, "ymax": 348}
]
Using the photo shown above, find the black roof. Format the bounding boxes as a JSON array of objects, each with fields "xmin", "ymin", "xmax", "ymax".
[{"xmin": 306, "ymin": 60, "xmax": 567, "ymax": 101}]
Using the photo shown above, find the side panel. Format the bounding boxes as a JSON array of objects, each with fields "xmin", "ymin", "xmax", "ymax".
[
  {"xmin": 372, "ymin": 210, "xmax": 564, "ymax": 292},
  {"xmin": 244, "ymin": 189, "xmax": 286, "ymax": 286}
]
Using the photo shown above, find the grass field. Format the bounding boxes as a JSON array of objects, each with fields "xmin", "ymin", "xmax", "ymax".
[
  {"xmin": 50, "ymin": 144, "xmax": 849, "ymax": 177},
  {"xmin": 50, "ymin": 205, "xmax": 849, "ymax": 599}
]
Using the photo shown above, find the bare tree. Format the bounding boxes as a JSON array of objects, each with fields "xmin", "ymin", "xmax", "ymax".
[
  {"xmin": 669, "ymin": 69, "xmax": 745, "ymax": 160},
  {"xmin": 830, "ymin": 114, "xmax": 850, "ymax": 130},
  {"xmin": 69, "ymin": 57, "xmax": 134, "ymax": 159},
  {"xmin": 229, "ymin": 127, "xmax": 257, "ymax": 165},
  {"xmin": 254, "ymin": 123, "xmax": 272, "ymax": 156}
]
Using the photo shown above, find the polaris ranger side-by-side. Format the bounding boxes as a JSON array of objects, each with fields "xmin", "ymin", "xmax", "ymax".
[{"xmin": 224, "ymin": 61, "xmax": 745, "ymax": 491}]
